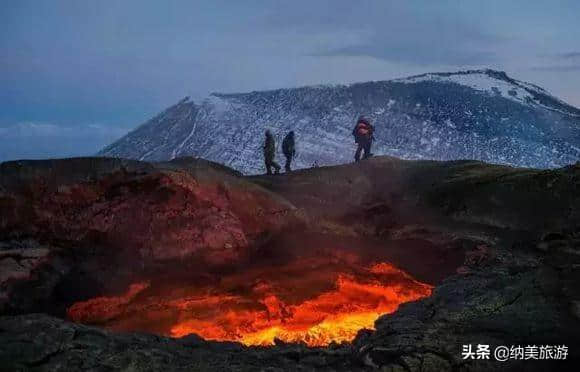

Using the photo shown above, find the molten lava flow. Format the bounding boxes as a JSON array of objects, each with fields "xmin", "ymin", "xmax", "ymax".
[
  {"xmin": 67, "ymin": 282, "xmax": 150, "ymax": 323},
  {"xmin": 169, "ymin": 263, "xmax": 432, "ymax": 346},
  {"xmin": 68, "ymin": 261, "xmax": 432, "ymax": 347}
]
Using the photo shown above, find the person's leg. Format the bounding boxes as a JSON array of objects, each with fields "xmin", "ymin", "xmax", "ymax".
[
  {"xmin": 363, "ymin": 140, "xmax": 372, "ymax": 159},
  {"xmin": 272, "ymin": 160, "xmax": 281, "ymax": 174},
  {"xmin": 265, "ymin": 160, "xmax": 272, "ymax": 175},
  {"xmin": 285, "ymin": 156, "xmax": 291, "ymax": 172},
  {"xmin": 355, "ymin": 143, "xmax": 363, "ymax": 162}
]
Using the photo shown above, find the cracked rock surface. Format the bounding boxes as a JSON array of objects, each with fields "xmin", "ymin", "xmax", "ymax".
[{"xmin": 1, "ymin": 156, "xmax": 579, "ymax": 371}]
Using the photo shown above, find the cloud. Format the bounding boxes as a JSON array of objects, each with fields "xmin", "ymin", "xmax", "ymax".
[
  {"xmin": 531, "ymin": 65, "xmax": 580, "ymax": 72},
  {"xmin": 560, "ymin": 52, "xmax": 580, "ymax": 59},
  {"xmin": 0, "ymin": 122, "xmax": 127, "ymax": 139},
  {"xmin": 303, "ymin": 10, "xmax": 501, "ymax": 66},
  {"xmin": 317, "ymin": 43, "xmax": 497, "ymax": 66},
  {"xmin": 0, "ymin": 122, "xmax": 129, "ymax": 162}
]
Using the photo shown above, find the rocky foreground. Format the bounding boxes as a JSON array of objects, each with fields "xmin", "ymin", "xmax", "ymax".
[{"xmin": 0, "ymin": 156, "xmax": 579, "ymax": 371}]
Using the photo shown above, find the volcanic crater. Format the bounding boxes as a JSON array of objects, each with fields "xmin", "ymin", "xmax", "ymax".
[
  {"xmin": 1, "ymin": 156, "xmax": 579, "ymax": 371},
  {"xmin": 65, "ymin": 233, "xmax": 442, "ymax": 347}
]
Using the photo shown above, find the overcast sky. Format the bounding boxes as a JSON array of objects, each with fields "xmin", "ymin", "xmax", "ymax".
[{"xmin": 1, "ymin": 0, "xmax": 579, "ymax": 161}]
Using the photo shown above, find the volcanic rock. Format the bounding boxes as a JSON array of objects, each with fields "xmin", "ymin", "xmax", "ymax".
[
  {"xmin": 0, "ymin": 156, "xmax": 579, "ymax": 371},
  {"xmin": 0, "ymin": 157, "xmax": 303, "ymax": 316}
]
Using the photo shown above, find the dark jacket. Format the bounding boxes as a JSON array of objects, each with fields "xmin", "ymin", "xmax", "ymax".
[
  {"xmin": 264, "ymin": 131, "xmax": 276, "ymax": 159},
  {"xmin": 282, "ymin": 131, "xmax": 296, "ymax": 158}
]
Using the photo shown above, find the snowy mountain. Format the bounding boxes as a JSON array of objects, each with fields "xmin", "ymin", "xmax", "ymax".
[{"xmin": 99, "ymin": 69, "xmax": 580, "ymax": 174}]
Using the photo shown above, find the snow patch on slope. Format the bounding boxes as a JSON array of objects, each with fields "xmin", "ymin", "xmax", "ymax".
[
  {"xmin": 396, "ymin": 71, "xmax": 535, "ymax": 105},
  {"xmin": 99, "ymin": 70, "xmax": 580, "ymax": 173}
]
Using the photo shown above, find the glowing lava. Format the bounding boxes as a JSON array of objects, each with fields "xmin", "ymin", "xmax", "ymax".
[{"xmin": 69, "ymin": 262, "xmax": 432, "ymax": 347}]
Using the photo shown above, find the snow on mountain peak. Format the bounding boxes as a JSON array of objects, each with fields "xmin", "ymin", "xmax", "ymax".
[
  {"xmin": 393, "ymin": 69, "xmax": 579, "ymax": 117},
  {"xmin": 396, "ymin": 69, "xmax": 535, "ymax": 104},
  {"xmin": 99, "ymin": 70, "xmax": 580, "ymax": 174}
]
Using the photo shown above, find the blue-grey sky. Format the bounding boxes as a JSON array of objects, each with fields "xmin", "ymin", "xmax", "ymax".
[{"xmin": 1, "ymin": 0, "xmax": 579, "ymax": 161}]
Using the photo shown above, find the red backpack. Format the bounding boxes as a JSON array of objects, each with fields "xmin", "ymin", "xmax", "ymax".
[{"xmin": 356, "ymin": 121, "xmax": 370, "ymax": 136}]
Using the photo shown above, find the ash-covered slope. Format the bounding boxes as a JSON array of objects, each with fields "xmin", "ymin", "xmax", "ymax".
[{"xmin": 99, "ymin": 69, "xmax": 580, "ymax": 174}]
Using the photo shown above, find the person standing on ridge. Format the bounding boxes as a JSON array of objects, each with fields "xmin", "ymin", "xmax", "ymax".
[
  {"xmin": 352, "ymin": 116, "xmax": 375, "ymax": 162},
  {"xmin": 282, "ymin": 131, "xmax": 296, "ymax": 172},
  {"xmin": 263, "ymin": 130, "xmax": 281, "ymax": 175}
]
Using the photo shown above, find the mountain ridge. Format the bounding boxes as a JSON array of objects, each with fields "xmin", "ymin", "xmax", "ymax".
[{"xmin": 99, "ymin": 69, "xmax": 580, "ymax": 174}]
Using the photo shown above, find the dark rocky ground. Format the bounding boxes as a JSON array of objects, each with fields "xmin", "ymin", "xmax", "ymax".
[{"xmin": 1, "ymin": 156, "xmax": 579, "ymax": 371}]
